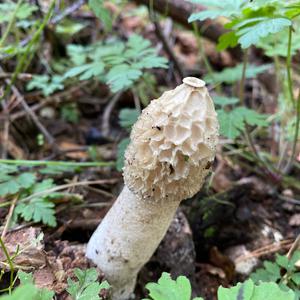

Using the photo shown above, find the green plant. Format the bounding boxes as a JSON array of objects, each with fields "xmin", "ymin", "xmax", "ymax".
[
  {"xmin": 251, "ymin": 250, "xmax": 300, "ymax": 297},
  {"xmin": 0, "ymin": 159, "xmax": 112, "ymax": 227},
  {"xmin": 67, "ymin": 268, "xmax": 110, "ymax": 300},
  {"xmin": 64, "ymin": 34, "xmax": 168, "ymax": 92},
  {"xmin": 143, "ymin": 272, "xmax": 203, "ymax": 300},
  {"xmin": 0, "ymin": 268, "xmax": 109, "ymax": 300},
  {"xmin": 188, "ymin": 0, "xmax": 300, "ymax": 176},
  {"xmin": 26, "ymin": 75, "xmax": 65, "ymax": 96},
  {"xmin": 144, "ymin": 272, "xmax": 296, "ymax": 300}
]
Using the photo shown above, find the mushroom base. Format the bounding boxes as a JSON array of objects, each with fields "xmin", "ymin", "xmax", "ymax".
[{"xmin": 86, "ymin": 186, "xmax": 180, "ymax": 300}]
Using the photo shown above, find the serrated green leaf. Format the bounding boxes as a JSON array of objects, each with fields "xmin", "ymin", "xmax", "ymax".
[
  {"xmin": 18, "ymin": 271, "xmax": 34, "ymax": 285},
  {"xmin": 27, "ymin": 75, "xmax": 64, "ymax": 96},
  {"xmin": 106, "ymin": 64, "xmax": 142, "ymax": 92},
  {"xmin": 0, "ymin": 284, "xmax": 37, "ymax": 300},
  {"xmin": 15, "ymin": 198, "xmax": 56, "ymax": 227},
  {"xmin": 187, "ymin": 0, "xmax": 245, "ymax": 22},
  {"xmin": 236, "ymin": 17, "xmax": 291, "ymax": 48},
  {"xmin": 66, "ymin": 268, "xmax": 109, "ymax": 300},
  {"xmin": 16, "ymin": 173, "xmax": 36, "ymax": 189}
]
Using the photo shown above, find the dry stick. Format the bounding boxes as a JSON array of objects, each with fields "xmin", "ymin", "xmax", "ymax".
[
  {"xmin": 101, "ymin": 92, "xmax": 122, "ymax": 137},
  {"xmin": 1, "ymin": 101, "xmax": 10, "ymax": 159},
  {"xmin": 1, "ymin": 196, "xmax": 18, "ymax": 239},
  {"xmin": 151, "ymin": 13, "xmax": 185, "ymax": 81},
  {"xmin": 0, "ymin": 73, "xmax": 32, "ymax": 80},
  {"xmin": 11, "ymin": 83, "xmax": 56, "ymax": 147},
  {"xmin": 283, "ymin": 90, "xmax": 300, "ymax": 174},
  {"xmin": 287, "ymin": 234, "xmax": 300, "ymax": 259},
  {"xmin": 50, "ymin": 0, "xmax": 85, "ymax": 24}
]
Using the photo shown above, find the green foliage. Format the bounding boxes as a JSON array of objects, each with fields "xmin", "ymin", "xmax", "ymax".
[
  {"xmin": 257, "ymin": 26, "xmax": 300, "ymax": 57},
  {"xmin": 188, "ymin": 0, "xmax": 298, "ymax": 49},
  {"xmin": 213, "ymin": 96, "xmax": 239, "ymax": 106},
  {"xmin": 119, "ymin": 108, "xmax": 139, "ymax": 129},
  {"xmin": 218, "ymin": 279, "xmax": 295, "ymax": 300},
  {"xmin": 26, "ymin": 75, "xmax": 64, "ymax": 96},
  {"xmin": 0, "ymin": 2, "xmax": 37, "ymax": 24},
  {"xmin": 66, "ymin": 268, "xmax": 110, "ymax": 300},
  {"xmin": 0, "ymin": 271, "xmax": 54, "ymax": 300},
  {"xmin": 15, "ymin": 179, "xmax": 57, "ymax": 227},
  {"xmin": 251, "ymin": 250, "xmax": 300, "ymax": 296},
  {"xmin": 0, "ymin": 268, "xmax": 110, "ymax": 300},
  {"xmin": 143, "ymin": 272, "xmax": 203, "ymax": 300},
  {"xmin": 234, "ymin": 17, "xmax": 291, "ymax": 49},
  {"xmin": 60, "ymin": 103, "xmax": 80, "ymax": 123},
  {"xmin": 0, "ymin": 165, "xmax": 36, "ymax": 196},
  {"xmin": 188, "ymin": 0, "xmax": 245, "ymax": 22},
  {"xmin": 89, "ymin": 0, "xmax": 112, "ymax": 31},
  {"xmin": 204, "ymin": 64, "xmax": 270, "ymax": 84},
  {"xmin": 64, "ymin": 34, "xmax": 168, "ymax": 92},
  {"xmin": 217, "ymin": 106, "xmax": 269, "ymax": 139}
]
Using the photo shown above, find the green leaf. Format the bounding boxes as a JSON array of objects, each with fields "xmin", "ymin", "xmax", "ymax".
[
  {"xmin": 218, "ymin": 279, "xmax": 295, "ymax": 300},
  {"xmin": 0, "ymin": 3, "xmax": 37, "ymax": 23},
  {"xmin": 145, "ymin": 272, "xmax": 201, "ymax": 300},
  {"xmin": 217, "ymin": 31, "xmax": 239, "ymax": 51},
  {"xmin": 18, "ymin": 271, "xmax": 34, "ymax": 285},
  {"xmin": 27, "ymin": 75, "xmax": 64, "ymax": 96},
  {"xmin": 89, "ymin": 0, "xmax": 112, "ymax": 31},
  {"xmin": 291, "ymin": 273, "xmax": 300, "ymax": 285},
  {"xmin": 187, "ymin": 0, "xmax": 245, "ymax": 22},
  {"xmin": 66, "ymin": 268, "xmax": 109, "ymax": 300},
  {"xmin": 116, "ymin": 138, "xmax": 130, "ymax": 171},
  {"xmin": 119, "ymin": 108, "xmax": 139, "ymax": 129},
  {"xmin": 217, "ymin": 108, "xmax": 246, "ymax": 139},
  {"xmin": 213, "ymin": 96, "xmax": 239, "ymax": 106},
  {"xmin": 204, "ymin": 64, "xmax": 271, "ymax": 84},
  {"xmin": 236, "ymin": 17, "xmax": 292, "ymax": 48},
  {"xmin": 106, "ymin": 64, "xmax": 142, "ymax": 92},
  {"xmin": 217, "ymin": 107, "xmax": 269, "ymax": 139},
  {"xmin": 15, "ymin": 198, "xmax": 57, "ymax": 227},
  {"xmin": 0, "ymin": 172, "xmax": 36, "ymax": 196},
  {"xmin": 0, "ymin": 284, "xmax": 38, "ymax": 300}
]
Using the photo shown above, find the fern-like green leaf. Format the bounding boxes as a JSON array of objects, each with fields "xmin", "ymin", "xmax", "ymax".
[
  {"xmin": 187, "ymin": 0, "xmax": 245, "ymax": 22},
  {"xmin": 66, "ymin": 268, "xmax": 109, "ymax": 300}
]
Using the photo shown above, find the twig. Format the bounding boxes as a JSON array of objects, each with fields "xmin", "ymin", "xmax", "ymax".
[
  {"xmin": 50, "ymin": 0, "xmax": 85, "ymax": 24},
  {"xmin": 151, "ymin": 14, "xmax": 184, "ymax": 81},
  {"xmin": 1, "ymin": 196, "xmax": 18, "ymax": 239},
  {"xmin": 0, "ymin": 73, "xmax": 32, "ymax": 81},
  {"xmin": 10, "ymin": 83, "xmax": 57, "ymax": 147},
  {"xmin": 1, "ymin": 101, "xmax": 10, "ymax": 159},
  {"xmin": 101, "ymin": 92, "xmax": 122, "ymax": 137},
  {"xmin": 283, "ymin": 89, "xmax": 300, "ymax": 174}
]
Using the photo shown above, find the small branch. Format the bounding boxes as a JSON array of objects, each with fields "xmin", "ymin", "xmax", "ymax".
[
  {"xmin": 0, "ymin": 73, "xmax": 32, "ymax": 81},
  {"xmin": 283, "ymin": 89, "xmax": 300, "ymax": 174},
  {"xmin": 151, "ymin": 14, "xmax": 185, "ymax": 80},
  {"xmin": 50, "ymin": 0, "xmax": 85, "ymax": 24},
  {"xmin": 1, "ymin": 196, "xmax": 18, "ymax": 239},
  {"xmin": 101, "ymin": 92, "xmax": 122, "ymax": 137}
]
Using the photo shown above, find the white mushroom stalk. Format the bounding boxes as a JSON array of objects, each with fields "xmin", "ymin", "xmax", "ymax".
[{"xmin": 86, "ymin": 77, "xmax": 219, "ymax": 300}]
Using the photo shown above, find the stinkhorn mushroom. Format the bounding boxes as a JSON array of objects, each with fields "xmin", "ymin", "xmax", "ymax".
[{"xmin": 86, "ymin": 77, "xmax": 219, "ymax": 299}]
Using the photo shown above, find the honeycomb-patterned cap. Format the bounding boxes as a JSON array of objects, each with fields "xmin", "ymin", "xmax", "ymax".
[{"xmin": 123, "ymin": 77, "xmax": 219, "ymax": 202}]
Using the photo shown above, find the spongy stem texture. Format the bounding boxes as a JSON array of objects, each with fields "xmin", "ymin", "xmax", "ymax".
[{"xmin": 86, "ymin": 186, "xmax": 180, "ymax": 300}]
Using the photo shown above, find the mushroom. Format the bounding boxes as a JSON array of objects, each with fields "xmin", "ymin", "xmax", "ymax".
[{"xmin": 86, "ymin": 77, "xmax": 219, "ymax": 299}]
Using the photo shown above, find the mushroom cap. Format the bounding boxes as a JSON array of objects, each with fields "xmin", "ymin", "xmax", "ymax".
[{"xmin": 124, "ymin": 77, "xmax": 219, "ymax": 202}]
